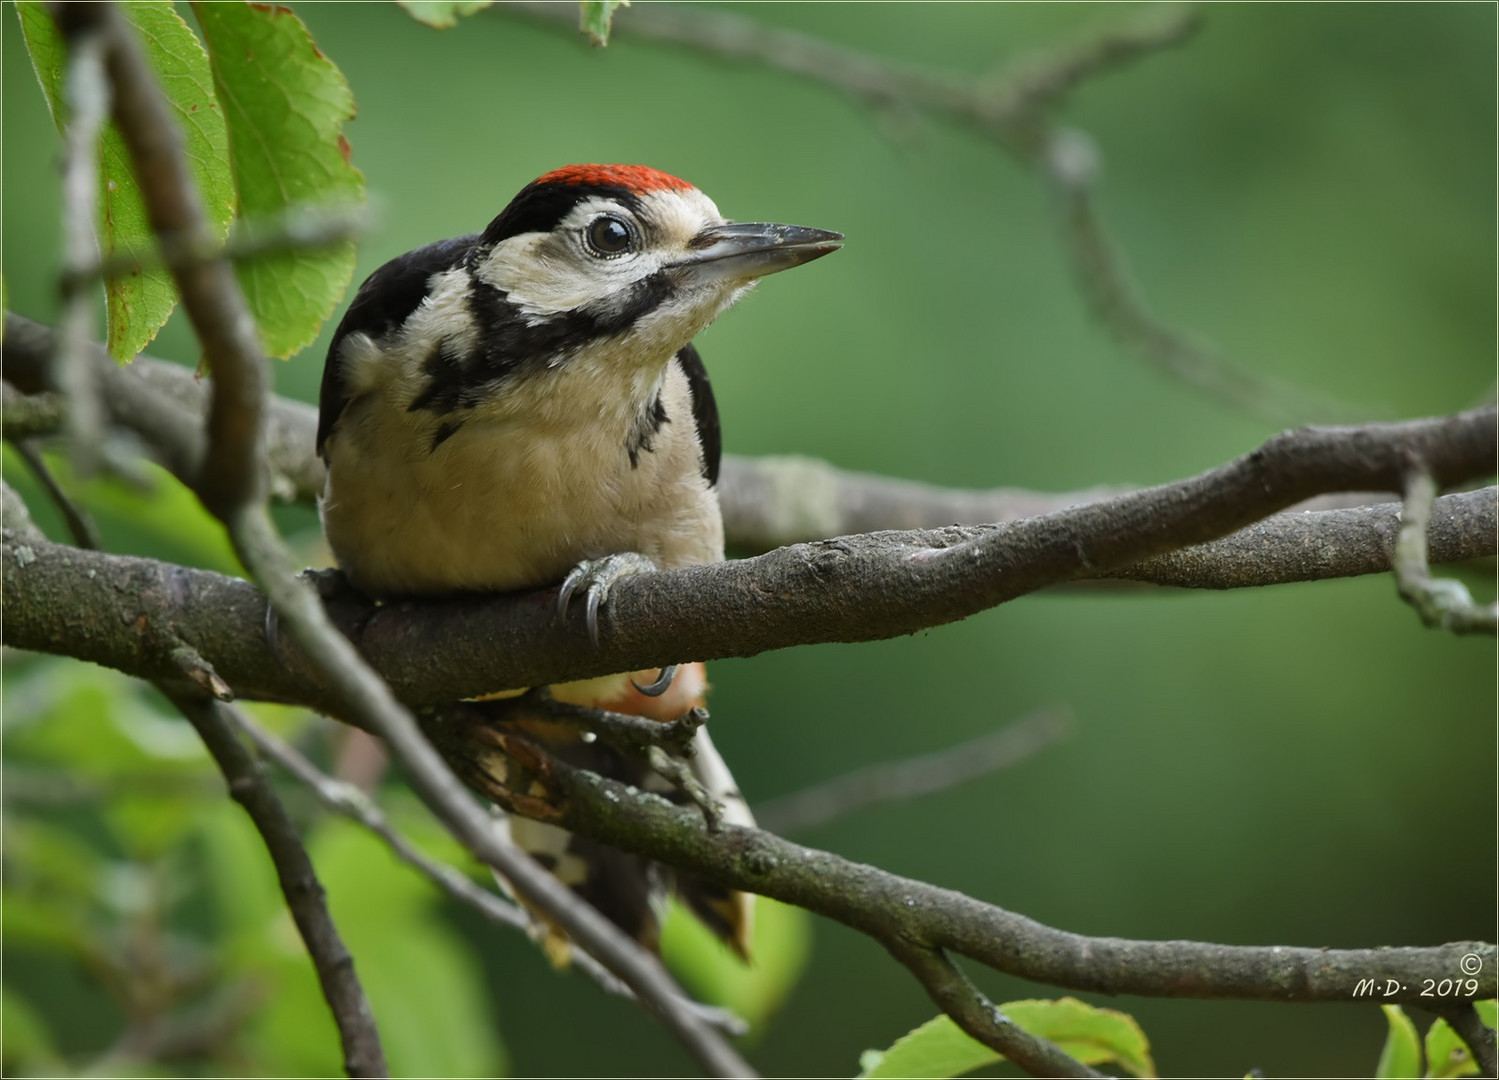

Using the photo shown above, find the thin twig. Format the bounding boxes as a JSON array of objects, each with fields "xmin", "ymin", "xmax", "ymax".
[
  {"xmin": 160, "ymin": 686, "xmax": 388, "ymax": 1078},
  {"xmin": 1394, "ymin": 470, "xmax": 1497, "ymax": 635},
  {"xmin": 9, "ymin": 437, "xmax": 101, "ymax": 549},
  {"xmin": 62, "ymin": 202, "xmax": 372, "ymax": 289},
  {"xmin": 754, "ymin": 707, "xmax": 1070, "ymax": 835},
  {"xmin": 887, "ymin": 940, "xmax": 1103, "ymax": 1079},
  {"xmin": 224, "ymin": 706, "xmax": 747, "ymax": 1036}
]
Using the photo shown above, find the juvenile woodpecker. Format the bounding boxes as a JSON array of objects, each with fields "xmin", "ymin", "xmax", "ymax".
[{"xmin": 316, "ymin": 164, "xmax": 841, "ymax": 958}]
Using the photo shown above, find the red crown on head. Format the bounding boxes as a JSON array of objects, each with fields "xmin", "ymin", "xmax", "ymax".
[{"xmin": 534, "ymin": 164, "xmax": 695, "ymax": 195}]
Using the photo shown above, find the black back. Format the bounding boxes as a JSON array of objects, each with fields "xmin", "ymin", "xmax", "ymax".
[
  {"xmin": 316, "ymin": 234, "xmax": 478, "ymax": 456},
  {"xmin": 674, "ymin": 343, "xmax": 720, "ymax": 487}
]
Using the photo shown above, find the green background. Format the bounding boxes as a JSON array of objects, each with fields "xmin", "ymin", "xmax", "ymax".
[{"xmin": 4, "ymin": 3, "xmax": 1494, "ymax": 1076}]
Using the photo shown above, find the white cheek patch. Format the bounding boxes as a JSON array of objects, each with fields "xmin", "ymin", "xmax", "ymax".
[{"xmin": 476, "ymin": 197, "xmax": 667, "ymax": 323}]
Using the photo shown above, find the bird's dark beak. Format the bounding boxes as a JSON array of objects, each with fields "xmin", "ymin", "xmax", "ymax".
[{"xmin": 677, "ymin": 222, "xmax": 843, "ymax": 286}]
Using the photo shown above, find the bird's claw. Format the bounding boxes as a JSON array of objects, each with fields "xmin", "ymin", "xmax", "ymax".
[
  {"xmin": 556, "ymin": 552, "xmax": 658, "ymax": 649},
  {"xmin": 632, "ymin": 665, "xmax": 678, "ymax": 697}
]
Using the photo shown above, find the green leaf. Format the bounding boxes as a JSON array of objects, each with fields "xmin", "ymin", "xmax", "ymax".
[
  {"xmin": 859, "ymin": 999, "xmax": 1156, "ymax": 1079},
  {"xmin": 396, "ymin": 0, "xmax": 495, "ymax": 29},
  {"xmin": 1376, "ymin": 1004, "xmax": 1423, "ymax": 1079},
  {"xmin": 660, "ymin": 895, "xmax": 811, "ymax": 1031},
  {"xmin": 300, "ymin": 819, "xmax": 510, "ymax": 1078},
  {"xmin": 1425, "ymin": 1001, "xmax": 1497, "ymax": 1079},
  {"xmin": 192, "ymin": 2, "xmax": 364, "ymax": 358},
  {"xmin": 579, "ymin": 0, "xmax": 628, "ymax": 46},
  {"xmin": 18, "ymin": 0, "xmax": 234, "ymax": 361},
  {"xmin": 2, "ymin": 987, "xmax": 64, "ymax": 1074}
]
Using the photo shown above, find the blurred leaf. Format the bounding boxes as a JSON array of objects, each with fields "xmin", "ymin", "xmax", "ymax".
[
  {"xmin": 396, "ymin": 0, "xmax": 494, "ymax": 29},
  {"xmin": 661, "ymin": 895, "xmax": 810, "ymax": 1032},
  {"xmin": 2, "ymin": 986, "xmax": 64, "ymax": 1074},
  {"xmin": 1425, "ymin": 1001, "xmax": 1497, "ymax": 1079},
  {"xmin": 1424, "ymin": 1016, "xmax": 1478, "ymax": 1078},
  {"xmin": 859, "ymin": 998, "xmax": 1155, "ymax": 1078},
  {"xmin": 0, "ymin": 444, "xmax": 241, "ymax": 574},
  {"xmin": 579, "ymin": 0, "xmax": 628, "ymax": 46},
  {"xmin": 193, "ymin": 1, "xmax": 364, "ymax": 358},
  {"xmin": 17, "ymin": 0, "xmax": 233, "ymax": 361},
  {"xmin": 1376, "ymin": 1004, "xmax": 1423, "ymax": 1079},
  {"xmin": 306, "ymin": 819, "xmax": 509, "ymax": 1077}
]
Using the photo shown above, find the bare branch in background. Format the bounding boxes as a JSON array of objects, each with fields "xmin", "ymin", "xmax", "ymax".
[
  {"xmin": 1394, "ymin": 471, "xmax": 1497, "ymax": 635},
  {"xmin": 504, "ymin": 1, "xmax": 1352, "ymax": 425},
  {"xmin": 64, "ymin": 6, "xmax": 756, "ymax": 1074},
  {"xmin": 160, "ymin": 687, "xmax": 388, "ymax": 1078},
  {"xmin": 754, "ymin": 707, "xmax": 1071, "ymax": 835}
]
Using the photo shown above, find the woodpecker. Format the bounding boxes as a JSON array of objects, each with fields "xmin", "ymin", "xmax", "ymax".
[{"xmin": 316, "ymin": 164, "xmax": 841, "ymax": 960}]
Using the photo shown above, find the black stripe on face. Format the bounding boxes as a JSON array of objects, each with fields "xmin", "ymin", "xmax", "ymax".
[{"xmin": 480, "ymin": 182, "xmax": 645, "ymax": 246}]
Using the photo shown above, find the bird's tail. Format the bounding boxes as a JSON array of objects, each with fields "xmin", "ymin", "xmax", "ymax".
[{"xmin": 484, "ymin": 662, "xmax": 755, "ymax": 963}]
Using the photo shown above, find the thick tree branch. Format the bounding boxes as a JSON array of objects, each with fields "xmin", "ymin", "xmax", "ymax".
[
  {"xmin": 442, "ymin": 720, "xmax": 1495, "ymax": 1010},
  {"xmin": 161, "ymin": 687, "xmax": 388, "ymax": 1078},
  {"xmin": 4, "ymin": 421, "xmax": 1493, "ymax": 714}
]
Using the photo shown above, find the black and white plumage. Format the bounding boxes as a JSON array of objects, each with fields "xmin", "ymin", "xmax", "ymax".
[{"xmin": 316, "ymin": 163, "xmax": 841, "ymax": 960}]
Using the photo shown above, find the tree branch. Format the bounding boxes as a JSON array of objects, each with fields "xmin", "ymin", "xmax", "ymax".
[
  {"xmin": 4, "ymin": 414, "xmax": 1493, "ymax": 714},
  {"xmin": 68, "ymin": 8, "xmax": 756, "ymax": 1073},
  {"xmin": 159, "ymin": 686, "xmax": 388, "ymax": 1078},
  {"xmin": 223, "ymin": 705, "xmax": 746, "ymax": 1036},
  {"xmin": 1394, "ymin": 471, "xmax": 1497, "ymax": 635},
  {"xmin": 886, "ymin": 941, "xmax": 1102, "ymax": 1078},
  {"xmin": 1436, "ymin": 1002, "xmax": 1498, "ymax": 1078},
  {"xmin": 448, "ymin": 729, "xmax": 1496, "ymax": 1010}
]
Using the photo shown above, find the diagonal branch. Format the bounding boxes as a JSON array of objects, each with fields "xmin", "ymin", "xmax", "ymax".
[
  {"xmin": 223, "ymin": 705, "xmax": 746, "ymax": 1035},
  {"xmin": 67, "ymin": 6, "xmax": 756, "ymax": 1074},
  {"xmin": 160, "ymin": 686, "xmax": 387, "ymax": 1078}
]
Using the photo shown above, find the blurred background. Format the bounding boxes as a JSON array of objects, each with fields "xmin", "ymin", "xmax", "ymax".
[{"xmin": 3, "ymin": 3, "xmax": 1494, "ymax": 1076}]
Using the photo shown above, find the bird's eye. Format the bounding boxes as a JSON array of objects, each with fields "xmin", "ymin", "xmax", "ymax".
[{"xmin": 585, "ymin": 215, "xmax": 634, "ymax": 257}]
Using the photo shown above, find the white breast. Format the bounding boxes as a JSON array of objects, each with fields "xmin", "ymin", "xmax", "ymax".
[{"xmin": 320, "ymin": 347, "xmax": 723, "ymax": 599}]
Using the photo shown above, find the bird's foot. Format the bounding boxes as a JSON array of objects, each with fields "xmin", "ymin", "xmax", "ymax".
[{"xmin": 556, "ymin": 551, "xmax": 658, "ymax": 649}]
